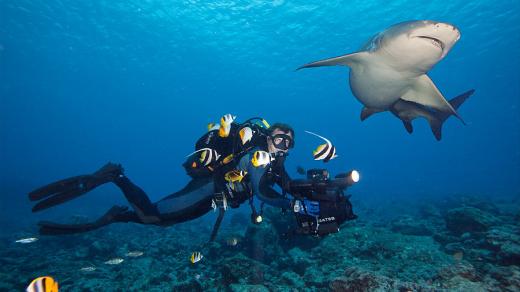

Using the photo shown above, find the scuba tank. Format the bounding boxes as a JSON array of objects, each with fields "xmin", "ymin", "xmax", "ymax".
[
  {"xmin": 183, "ymin": 117, "xmax": 270, "ymax": 178},
  {"xmin": 183, "ymin": 116, "xmax": 272, "ymax": 242}
]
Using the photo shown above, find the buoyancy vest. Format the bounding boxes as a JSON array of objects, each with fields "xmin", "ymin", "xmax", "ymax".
[{"xmin": 183, "ymin": 117, "xmax": 270, "ymax": 178}]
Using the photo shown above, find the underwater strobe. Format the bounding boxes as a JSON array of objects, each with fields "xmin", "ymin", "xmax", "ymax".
[{"xmin": 288, "ymin": 168, "xmax": 359, "ymax": 236}]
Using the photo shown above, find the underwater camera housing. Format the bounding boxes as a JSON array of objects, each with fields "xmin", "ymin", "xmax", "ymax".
[{"xmin": 288, "ymin": 168, "xmax": 359, "ymax": 236}]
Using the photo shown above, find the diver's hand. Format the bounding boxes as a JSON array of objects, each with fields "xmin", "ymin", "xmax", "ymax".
[{"xmin": 294, "ymin": 199, "xmax": 320, "ymax": 216}]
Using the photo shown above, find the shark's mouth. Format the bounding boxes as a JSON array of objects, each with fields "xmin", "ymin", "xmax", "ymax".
[{"xmin": 416, "ymin": 36, "xmax": 444, "ymax": 51}]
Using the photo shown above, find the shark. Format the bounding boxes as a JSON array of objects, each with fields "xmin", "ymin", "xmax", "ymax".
[{"xmin": 298, "ymin": 20, "xmax": 473, "ymax": 140}]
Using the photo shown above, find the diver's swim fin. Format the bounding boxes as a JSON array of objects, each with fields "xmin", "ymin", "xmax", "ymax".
[
  {"xmin": 29, "ymin": 163, "xmax": 124, "ymax": 212},
  {"xmin": 38, "ymin": 205, "xmax": 130, "ymax": 235}
]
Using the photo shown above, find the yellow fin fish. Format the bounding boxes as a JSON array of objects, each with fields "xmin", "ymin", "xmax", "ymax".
[
  {"xmin": 26, "ymin": 276, "xmax": 59, "ymax": 292},
  {"xmin": 224, "ymin": 170, "xmax": 247, "ymax": 183},
  {"xmin": 219, "ymin": 114, "xmax": 236, "ymax": 137},
  {"xmin": 251, "ymin": 150, "xmax": 271, "ymax": 167},
  {"xmin": 222, "ymin": 154, "xmax": 234, "ymax": 164},
  {"xmin": 239, "ymin": 127, "xmax": 253, "ymax": 145}
]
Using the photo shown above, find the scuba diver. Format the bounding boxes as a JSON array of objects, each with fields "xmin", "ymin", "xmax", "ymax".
[{"xmin": 28, "ymin": 117, "xmax": 299, "ymax": 238}]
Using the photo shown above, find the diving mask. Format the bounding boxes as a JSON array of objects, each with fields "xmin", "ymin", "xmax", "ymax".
[{"xmin": 271, "ymin": 133, "xmax": 294, "ymax": 150}]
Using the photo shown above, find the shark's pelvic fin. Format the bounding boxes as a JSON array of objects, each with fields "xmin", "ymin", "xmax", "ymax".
[
  {"xmin": 360, "ymin": 107, "xmax": 384, "ymax": 121},
  {"xmin": 297, "ymin": 52, "xmax": 370, "ymax": 70},
  {"xmin": 401, "ymin": 74, "xmax": 465, "ymax": 124},
  {"xmin": 403, "ymin": 121, "xmax": 413, "ymax": 134}
]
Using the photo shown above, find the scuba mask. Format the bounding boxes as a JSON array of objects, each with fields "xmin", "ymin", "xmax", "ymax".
[{"xmin": 271, "ymin": 134, "xmax": 294, "ymax": 151}]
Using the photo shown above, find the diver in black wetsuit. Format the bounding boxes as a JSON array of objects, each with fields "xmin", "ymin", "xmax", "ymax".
[{"xmin": 28, "ymin": 121, "xmax": 296, "ymax": 235}]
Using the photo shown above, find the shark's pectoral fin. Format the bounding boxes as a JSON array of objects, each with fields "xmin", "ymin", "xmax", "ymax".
[
  {"xmin": 402, "ymin": 75, "xmax": 465, "ymax": 124},
  {"xmin": 360, "ymin": 107, "xmax": 384, "ymax": 121},
  {"xmin": 297, "ymin": 52, "xmax": 370, "ymax": 70},
  {"xmin": 403, "ymin": 121, "xmax": 413, "ymax": 134}
]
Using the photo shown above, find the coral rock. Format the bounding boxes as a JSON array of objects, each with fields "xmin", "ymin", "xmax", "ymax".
[{"xmin": 445, "ymin": 207, "xmax": 500, "ymax": 235}]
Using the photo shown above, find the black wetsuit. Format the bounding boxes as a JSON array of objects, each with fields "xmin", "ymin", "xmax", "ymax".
[{"xmin": 109, "ymin": 147, "xmax": 291, "ymax": 227}]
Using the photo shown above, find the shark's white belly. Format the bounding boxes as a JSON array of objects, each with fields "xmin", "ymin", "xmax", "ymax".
[{"xmin": 348, "ymin": 62, "xmax": 415, "ymax": 109}]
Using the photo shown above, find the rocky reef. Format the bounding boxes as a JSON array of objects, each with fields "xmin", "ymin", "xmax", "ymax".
[{"xmin": 1, "ymin": 194, "xmax": 519, "ymax": 291}]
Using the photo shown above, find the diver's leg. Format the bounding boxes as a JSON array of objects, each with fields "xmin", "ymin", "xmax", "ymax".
[
  {"xmin": 112, "ymin": 176, "xmax": 161, "ymax": 224},
  {"xmin": 38, "ymin": 205, "xmax": 131, "ymax": 235},
  {"xmin": 37, "ymin": 178, "xmax": 217, "ymax": 235},
  {"xmin": 155, "ymin": 177, "xmax": 215, "ymax": 224}
]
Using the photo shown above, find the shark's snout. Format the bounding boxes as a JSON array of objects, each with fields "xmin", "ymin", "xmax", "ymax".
[{"xmin": 412, "ymin": 21, "xmax": 460, "ymax": 53}]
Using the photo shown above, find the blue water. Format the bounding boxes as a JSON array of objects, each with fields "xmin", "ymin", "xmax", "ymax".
[{"xmin": 0, "ymin": 0, "xmax": 519, "ymax": 289}]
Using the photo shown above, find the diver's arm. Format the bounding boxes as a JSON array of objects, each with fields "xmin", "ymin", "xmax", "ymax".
[
  {"xmin": 257, "ymin": 174, "xmax": 291, "ymax": 209},
  {"xmin": 279, "ymin": 167, "xmax": 292, "ymax": 192},
  {"xmin": 239, "ymin": 153, "xmax": 291, "ymax": 209}
]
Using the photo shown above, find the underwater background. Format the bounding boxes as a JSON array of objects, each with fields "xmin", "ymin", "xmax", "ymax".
[{"xmin": 1, "ymin": 0, "xmax": 519, "ymax": 290}]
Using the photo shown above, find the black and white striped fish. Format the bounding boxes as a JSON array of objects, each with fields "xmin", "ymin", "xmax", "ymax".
[
  {"xmin": 305, "ymin": 131, "xmax": 338, "ymax": 162},
  {"xmin": 187, "ymin": 148, "xmax": 221, "ymax": 166}
]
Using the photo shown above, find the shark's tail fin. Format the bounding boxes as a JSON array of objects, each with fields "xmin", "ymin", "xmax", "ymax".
[{"xmin": 429, "ymin": 89, "xmax": 474, "ymax": 141}]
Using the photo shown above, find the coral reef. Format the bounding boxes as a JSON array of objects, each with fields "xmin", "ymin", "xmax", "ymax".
[{"xmin": 1, "ymin": 195, "xmax": 519, "ymax": 291}]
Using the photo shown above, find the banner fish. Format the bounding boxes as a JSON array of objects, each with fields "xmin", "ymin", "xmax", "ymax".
[
  {"xmin": 26, "ymin": 276, "xmax": 58, "ymax": 292},
  {"xmin": 187, "ymin": 148, "xmax": 221, "ymax": 167},
  {"xmin": 305, "ymin": 131, "xmax": 338, "ymax": 162},
  {"xmin": 190, "ymin": 252, "xmax": 203, "ymax": 264}
]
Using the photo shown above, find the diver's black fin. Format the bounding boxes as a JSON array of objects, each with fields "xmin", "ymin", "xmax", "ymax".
[
  {"xmin": 38, "ymin": 206, "xmax": 129, "ymax": 235},
  {"xmin": 29, "ymin": 175, "xmax": 90, "ymax": 201},
  {"xmin": 32, "ymin": 187, "xmax": 90, "ymax": 212},
  {"xmin": 29, "ymin": 163, "xmax": 123, "ymax": 212}
]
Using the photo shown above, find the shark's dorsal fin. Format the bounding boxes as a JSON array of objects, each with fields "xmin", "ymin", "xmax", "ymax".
[
  {"xmin": 297, "ymin": 52, "xmax": 370, "ymax": 70},
  {"xmin": 401, "ymin": 74, "xmax": 465, "ymax": 124}
]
